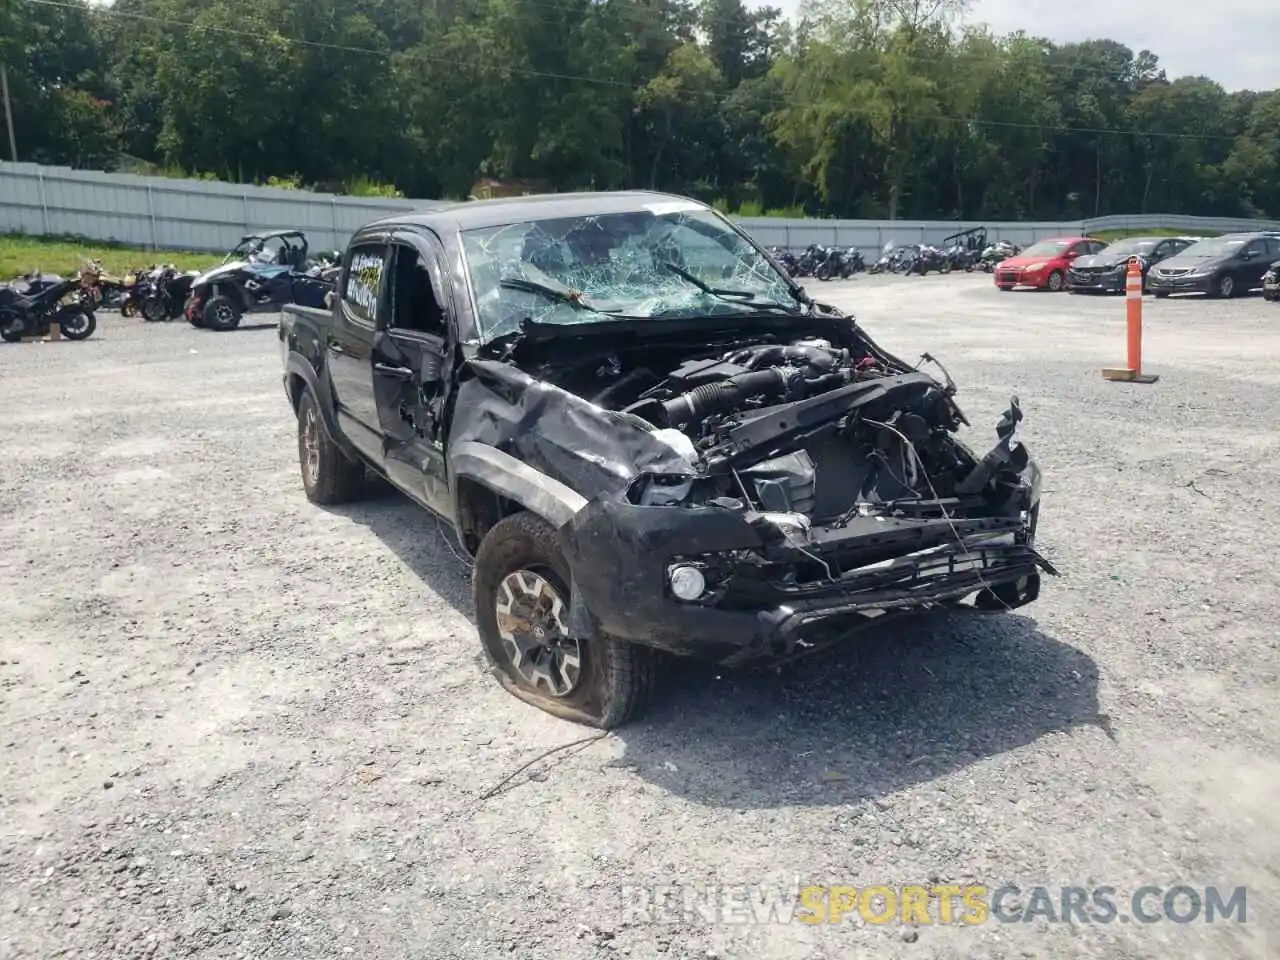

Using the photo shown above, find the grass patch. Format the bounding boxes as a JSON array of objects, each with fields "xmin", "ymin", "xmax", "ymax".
[
  {"xmin": 0, "ymin": 233, "xmax": 223, "ymax": 279},
  {"xmin": 1090, "ymin": 227, "xmax": 1221, "ymax": 243}
]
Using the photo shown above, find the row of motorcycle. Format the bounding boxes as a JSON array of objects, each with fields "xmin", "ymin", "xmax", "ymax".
[
  {"xmin": 769, "ymin": 229, "xmax": 1023, "ymax": 281},
  {"xmin": 1, "ymin": 260, "xmax": 195, "ymax": 342}
]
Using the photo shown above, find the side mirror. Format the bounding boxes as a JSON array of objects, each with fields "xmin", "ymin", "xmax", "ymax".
[{"xmin": 1240, "ymin": 250, "xmax": 1257, "ymax": 260}]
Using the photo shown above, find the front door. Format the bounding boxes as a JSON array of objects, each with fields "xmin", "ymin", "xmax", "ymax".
[
  {"xmin": 328, "ymin": 237, "xmax": 390, "ymax": 464},
  {"xmin": 373, "ymin": 231, "xmax": 453, "ymax": 516}
]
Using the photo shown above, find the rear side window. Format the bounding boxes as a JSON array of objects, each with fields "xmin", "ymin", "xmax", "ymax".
[
  {"xmin": 342, "ymin": 241, "xmax": 387, "ymax": 326},
  {"xmin": 1240, "ymin": 239, "xmax": 1267, "ymax": 259}
]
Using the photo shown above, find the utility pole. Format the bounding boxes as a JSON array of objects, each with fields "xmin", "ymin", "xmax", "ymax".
[{"xmin": 0, "ymin": 61, "xmax": 15, "ymax": 162}]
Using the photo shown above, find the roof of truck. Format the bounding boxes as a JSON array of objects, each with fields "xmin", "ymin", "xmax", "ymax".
[{"xmin": 363, "ymin": 191, "xmax": 715, "ymax": 234}]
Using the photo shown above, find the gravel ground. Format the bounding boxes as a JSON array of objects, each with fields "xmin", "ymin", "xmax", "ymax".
[{"xmin": 1, "ymin": 276, "xmax": 1277, "ymax": 960}]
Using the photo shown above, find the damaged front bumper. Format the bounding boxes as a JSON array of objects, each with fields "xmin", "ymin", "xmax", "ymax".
[{"xmin": 559, "ymin": 459, "xmax": 1054, "ymax": 666}]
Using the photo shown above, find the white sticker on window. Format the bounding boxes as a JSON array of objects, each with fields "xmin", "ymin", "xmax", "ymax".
[{"xmin": 345, "ymin": 251, "xmax": 384, "ymax": 320}]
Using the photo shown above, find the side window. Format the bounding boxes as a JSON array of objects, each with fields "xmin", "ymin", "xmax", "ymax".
[
  {"xmin": 1090, "ymin": 241, "xmax": 1107, "ymax": 254},
  {"xmin": 1241, "ymin": 240, "xmax": 1265, "ymax": 259},
  {"xmin": 387, "ymin": 243, "xmax": 446, "ymax": 337},
  {"xmin": 1265, "ymin": 237, "xmax": 1280, "ymax": 257},
  {"xmin": 1150, "ymin": 241, "xmax": 1171, "ymax": 259},
  {"xmin": 342, "ymin": 242, "xmax": 387, "ymax": 326}
]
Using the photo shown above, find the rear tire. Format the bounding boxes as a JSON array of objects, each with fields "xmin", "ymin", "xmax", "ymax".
[
  {"xmin": 141, "ymin": 298, "xmax": 168, "ymax": 323},
  {"xmin": 296, "ymin": 390, "xmax": 365, "ymax": 505},
  {"xmin": 59, "ymin": 311, "xmax": 96, "ymax": 340},
  {"xmin": 473, "ymin": 511, "xmax": 655, "ymax": 729}
]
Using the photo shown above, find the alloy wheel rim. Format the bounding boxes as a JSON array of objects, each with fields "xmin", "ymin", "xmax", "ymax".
[
  {"xmin": 494, "ymin": 570, "xmax": 581, "ymax": 698},
  {"xmin": 302, "ymin": 407, "xmax": 320, "ymax": 484}
]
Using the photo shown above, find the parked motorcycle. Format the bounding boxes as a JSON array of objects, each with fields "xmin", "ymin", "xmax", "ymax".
[
  {"xmin": 138, "ymin": 264, "xmax": 199, "ymax": 321},
  {"xmin": 841, "ymin": 248, "xmax": 867, "ymax": 276},
  {"xmin": 0, "ymin": 267, "xmax": 98, "ymax": 342},
  {"xmin": 791, "ymin": 244, "xmax": 827, "ymax": 278},
  {"xmin": 907, "ymin": 244, "xmax": 948, "ymax": 275},
  {"xmin": 118, "ymin": 266, "xmax": 149, "ymax": 317},
  {"xmin": 978, "ymin": 240, "xmax": 1020, "ymax": 272},
  {"xmin": 814, "ymin": 246, "xmax": 867, "ymax": 280}
]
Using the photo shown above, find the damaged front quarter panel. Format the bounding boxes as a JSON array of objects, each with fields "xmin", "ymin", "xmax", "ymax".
[{"xmin": 450, "ymin": 357, "xmax": 698, "ymax": 499}]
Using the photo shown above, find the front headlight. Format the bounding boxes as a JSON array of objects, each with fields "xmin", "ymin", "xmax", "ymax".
[{"xmin": 1024, "ymin": 262, "xmax": 1046, "ymax": 271}]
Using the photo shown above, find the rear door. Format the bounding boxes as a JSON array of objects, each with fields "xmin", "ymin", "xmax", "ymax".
[
  {"xmin": 1239, "ymin": 237, "xmax": 1272, "ymax": 287},
  {"xmin": 327, "ymin": 235, "xmax": 390, "ymax": 465},
  {"xmin": 373, "ymin": 229, "xmax": 454, "ymax": 516}
]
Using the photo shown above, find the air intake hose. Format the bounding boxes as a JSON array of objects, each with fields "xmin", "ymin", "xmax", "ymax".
[{"xmin": 629, "ymin": 368, "xmax": 847, "ymax": 429}]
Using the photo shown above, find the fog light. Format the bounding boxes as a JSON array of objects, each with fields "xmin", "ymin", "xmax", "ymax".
[{"xmin": 668, "ymin": 564, "xmax": 707, "ymax": 601}]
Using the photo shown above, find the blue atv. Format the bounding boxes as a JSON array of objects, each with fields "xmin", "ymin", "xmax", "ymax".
[{"xmin": 184, "ymin": 230, "xmax": 338, "ymax": 331}]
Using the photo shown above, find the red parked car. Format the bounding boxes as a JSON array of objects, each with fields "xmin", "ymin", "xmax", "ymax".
[{"xmin": 994, "ymin": 236, "xmax": 1108, "ymax": 292}]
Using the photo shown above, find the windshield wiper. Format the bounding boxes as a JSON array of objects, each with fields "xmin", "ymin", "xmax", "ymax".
[
  {"xmin": 660, "ymin": 261, "xmax": 801, "ymax": 314},
  {"xmin": 499, "ymin": 276, "xmax": 603, "ymax": 313}
]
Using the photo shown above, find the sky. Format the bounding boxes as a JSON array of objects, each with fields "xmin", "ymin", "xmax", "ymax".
[{"xmin": 760, "ymin": 0, "xmax": 1279, "ymax": 92}]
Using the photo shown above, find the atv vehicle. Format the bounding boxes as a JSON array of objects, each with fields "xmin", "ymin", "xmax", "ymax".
[{"xmin": 184, "ymin": 229, "xmax": 334, "ymax": 331}]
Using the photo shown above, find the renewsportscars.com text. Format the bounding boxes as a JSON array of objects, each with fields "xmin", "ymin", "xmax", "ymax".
[{"xmin": 618, "ymin": 883, "xmax": 1248, "ymax": 926}]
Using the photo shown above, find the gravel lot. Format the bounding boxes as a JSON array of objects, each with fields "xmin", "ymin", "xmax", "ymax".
[{"xmin": 2, "ymin": 274, "xmax": 1277, "ymax": 960}]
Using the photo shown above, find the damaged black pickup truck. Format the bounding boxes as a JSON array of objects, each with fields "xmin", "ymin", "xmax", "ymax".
[{"xmin": 279, "ymin": 191, "xmax": 1055, "ymax": 728}]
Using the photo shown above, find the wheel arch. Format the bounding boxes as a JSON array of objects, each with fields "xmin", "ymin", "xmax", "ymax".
[{"xmin": 451, "ymin": 442, "xmax": 588, "ymax": 555}]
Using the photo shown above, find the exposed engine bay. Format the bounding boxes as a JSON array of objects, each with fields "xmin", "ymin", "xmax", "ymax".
[
  {"xmin": 513, "ymin": 327, "xmax": 1029, "ymax": 530},
  {"xmin": 466, "ymin": 312, "xmax": 1050, "ymax": 657}
]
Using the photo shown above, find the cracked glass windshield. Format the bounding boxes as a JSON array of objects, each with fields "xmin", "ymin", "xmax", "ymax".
[{"xmin": 459, "ymin": 204, "xmax": 801, "ymax": 341}]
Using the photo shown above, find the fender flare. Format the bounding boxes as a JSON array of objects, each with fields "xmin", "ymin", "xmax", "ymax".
[{"xmin": 450, "ymin": 441, "xmax": 588, "ymax": 531}]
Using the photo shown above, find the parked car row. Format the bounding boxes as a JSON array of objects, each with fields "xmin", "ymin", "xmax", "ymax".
[{"xmin": 994, "ymin": 231, "xmax": 1280, "ymax": 299}]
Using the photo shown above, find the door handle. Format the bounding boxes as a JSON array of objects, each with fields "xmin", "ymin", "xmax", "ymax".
[{"xmin": 374, "ymin": 362, "xmax": 415, "ymax": 381}]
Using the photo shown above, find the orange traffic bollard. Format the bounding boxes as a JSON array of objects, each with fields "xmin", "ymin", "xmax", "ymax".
[{"xmin": 1102, "ymin": 258, "xmax": 1158, "ymax": 384}]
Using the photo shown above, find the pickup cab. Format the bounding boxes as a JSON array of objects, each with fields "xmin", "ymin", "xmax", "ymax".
[{"xmin": 279, "ymin": 191, "xmax": 1054, "ymax": 729}]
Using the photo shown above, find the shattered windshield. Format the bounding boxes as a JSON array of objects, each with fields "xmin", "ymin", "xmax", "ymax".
[{"xmin": 459, "ymin": 205, "xmax": 802, "ymax": 341}]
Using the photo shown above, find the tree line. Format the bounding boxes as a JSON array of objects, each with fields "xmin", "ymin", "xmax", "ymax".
[{"xmin": 3, "ymin": 0, "xmax": 1278, "ymax": 220}]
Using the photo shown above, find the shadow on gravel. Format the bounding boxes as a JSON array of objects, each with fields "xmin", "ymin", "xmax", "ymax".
[
  {"xmin": 323, "ymin": 489, "xmax": 1101, "ymax": 808},
  {"xmin": 322, "ymin": 485, "xmax": 474, "ymax": 613},
  {"xmin": 610, "ymin": 612, "xmax": 1102, "ymax": 808}
]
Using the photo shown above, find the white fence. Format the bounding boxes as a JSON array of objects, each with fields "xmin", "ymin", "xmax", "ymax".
[{"xmin": 3, "ymin": 161, "xmax": 1280, "ymax": 257}]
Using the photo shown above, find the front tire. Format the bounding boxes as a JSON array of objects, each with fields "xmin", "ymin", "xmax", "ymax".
[
  {"xmin": 473, "ymin": 511, "xmax": 655, "ymax": 729},
  {"xmin": 296, "ymin": 390, "xmax": 365, "ymax": 505},
  {"xmin": 1046, "ymin": 270, "xmax": 1064, "ymax": 292},
  {"xmin": 204, "ymin": 295, "xmax": 242, "ymax": 331},
  {"xmin": 1214, "ymin": 273, "xmax": 1236, "ymax": 299}
]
